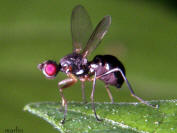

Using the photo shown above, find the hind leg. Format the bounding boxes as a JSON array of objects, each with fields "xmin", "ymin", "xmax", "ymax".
[
  {"xmin": 105, "ymin": 85, "xmax": 114, "ymax": 104},
  {"xmin": 97, "ymin": 68, "xmax": 157, "ymax": 108}
]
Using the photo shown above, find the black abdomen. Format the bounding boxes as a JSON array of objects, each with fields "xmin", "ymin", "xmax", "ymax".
[{"xmin": 91, "ymin": 55, "xmax": 125, "ymax": 88}]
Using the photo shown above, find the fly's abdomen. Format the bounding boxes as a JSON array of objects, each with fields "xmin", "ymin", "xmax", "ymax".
[{"xmin": 90, "ymin": 55, "xmax": 126, "ymax": 88}]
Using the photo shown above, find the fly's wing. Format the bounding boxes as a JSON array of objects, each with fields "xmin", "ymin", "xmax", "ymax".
[
  {"xmin": 71, "ymin": 5, "xmax": 92, "ymax": 53},
  {"xmin": 82, "ymin": 16, "xmax": 111, "ymax": 57}
]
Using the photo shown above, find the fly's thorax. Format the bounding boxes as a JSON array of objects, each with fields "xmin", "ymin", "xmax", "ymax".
[{"xmin": 59, "ymin": 53, "xmax": 88, "ymax": 76}]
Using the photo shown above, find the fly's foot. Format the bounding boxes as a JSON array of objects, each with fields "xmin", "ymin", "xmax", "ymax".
[
  {"xmin": 95, "ymin": 116, "xmax": 103, "ymax": 122},
  {"xmin": 60, "ymin": 118, "xmax": 65, "ymax": 124}
]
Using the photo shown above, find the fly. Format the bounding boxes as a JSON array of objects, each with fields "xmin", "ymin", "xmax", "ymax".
[{"xmin": 38, "ymin": 5, "xmax": 156, "ymax": 124}]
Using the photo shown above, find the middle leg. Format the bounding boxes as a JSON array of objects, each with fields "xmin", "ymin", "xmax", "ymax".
[
  {"xmin": 81, "ymin": 81, "xmax": 87, "ymax": 103},
  {"xmin": 90, "ymin": 72, "xmax": 102, "ymax": 121}
]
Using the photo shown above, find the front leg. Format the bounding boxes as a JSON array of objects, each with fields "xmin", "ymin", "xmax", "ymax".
[{"xmin": 58, "ymin": 73, "xmax": 77, "ymax": 124}]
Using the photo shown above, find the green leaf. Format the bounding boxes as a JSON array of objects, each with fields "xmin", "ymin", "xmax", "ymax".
[{"xmin": 24, "ymin": 100, "xmax": 177, "ymax": 133}]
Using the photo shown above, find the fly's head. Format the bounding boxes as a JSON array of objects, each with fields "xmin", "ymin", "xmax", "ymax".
[{"xmin": 38, "ymin": 60, "xmax": 61, "ymax": 79}]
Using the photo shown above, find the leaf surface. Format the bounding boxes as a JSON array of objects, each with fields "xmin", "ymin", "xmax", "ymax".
[{"xmin": 24, "ymin": 100, "xmax": 177, "ymax": 133}]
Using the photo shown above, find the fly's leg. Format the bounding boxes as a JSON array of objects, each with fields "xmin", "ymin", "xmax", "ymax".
[
  {"xmin": 81, "ymin": 81, "xmax": 87, "ymax": 103},
  {"xmin": 105, "ymin": 85, "xmax": 114, "ymax": 104},
  {"xmin": 58, "ymin": 74, "xmax": 77, "ymax": 124},
  {"xmin": 90, "ymin": 72, "xmax": 102, "ymax": 121},
  {"xmin": 97, "ymin": 68, "xmax": 157, "ymax": 108}
]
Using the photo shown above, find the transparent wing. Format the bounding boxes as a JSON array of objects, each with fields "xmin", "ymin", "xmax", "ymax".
[
  {"xmin": 82, "ymin": 16, "xmax": 111, "ymax": 57},
  {"xmin": 71, "ymin": 5, "xmax": 92, "ymax": 53}
]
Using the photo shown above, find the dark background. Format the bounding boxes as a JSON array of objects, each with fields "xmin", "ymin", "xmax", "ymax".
[{"xmin": 0, "ymin": 0, "xmax": 177, "ymax": 132}]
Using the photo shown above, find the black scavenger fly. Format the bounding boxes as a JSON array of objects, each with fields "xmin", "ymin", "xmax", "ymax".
[{"xmin": 38, "ymin": 5, "xmax": 155, "ymax": 124}]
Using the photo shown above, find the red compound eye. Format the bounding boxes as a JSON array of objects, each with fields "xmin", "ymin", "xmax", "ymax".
[{"xmin": 45, "ymin": 64, "xmax": 57, "ymax": 76}]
